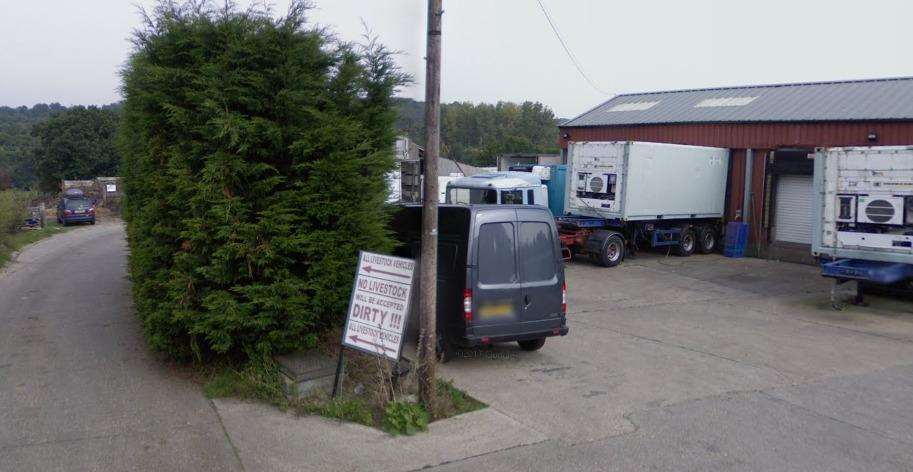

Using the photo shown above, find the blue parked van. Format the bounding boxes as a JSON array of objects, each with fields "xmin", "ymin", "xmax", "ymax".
[{"xmin": 394, "ymin": 204, "xmax": 568, "ymax": 360}]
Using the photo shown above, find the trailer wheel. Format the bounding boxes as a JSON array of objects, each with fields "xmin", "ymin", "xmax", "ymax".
[
  {"xmin": 673, "ymin": 228, "xmax": 696, "ymax": 257},
  {"xmin": 595, "ymin": 233, "xmax": 625, "ymax": 267},
  {"xmin": 697, "ymin": 227, "xmax": 717, "ymax": 254}
]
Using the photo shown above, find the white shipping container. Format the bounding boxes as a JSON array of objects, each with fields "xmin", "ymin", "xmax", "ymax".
[
  {"xmin": 812, "ymin": 146, "xmax": 913, "ymax": 264},
  {"xmin": 565, "ymin": 141, "xmax": 729, "ymax": 221}
]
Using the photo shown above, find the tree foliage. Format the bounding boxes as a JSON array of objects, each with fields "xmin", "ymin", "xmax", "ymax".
[
  {"xmin": 394, "ymin": 98, "xmax": 560, "ymax": 167},
  {"xmin": 31, "ymin": 106, "xmax": 122, "ymax": 192},
  {"xmin": 120, "ymin": 1, "xmax": 407, "ymax": 359},
  {"xmin": 0, "ymin": 103, "xmax": 66, "ymax": 189}
]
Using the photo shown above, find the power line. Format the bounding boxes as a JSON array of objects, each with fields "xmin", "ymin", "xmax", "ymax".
[{"xmin": 535, "ymin": 0, "xmax": 608, "ymax": 96}]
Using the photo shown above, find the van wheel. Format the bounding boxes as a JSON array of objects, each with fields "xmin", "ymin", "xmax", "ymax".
[
  {"xmin": 518, "ymin": 338, "xmax": 546, "ymax": 351},
  {"xmin": 595, "ymin": 233, "xmax": 625, "ymax": 267},
  {"xmin": 673, "ymin": 228, "xmax": 696, "ymax": 257},
  {"xmin": 697, "ymin": 227, "xmax": 716, "ymax": 254}
]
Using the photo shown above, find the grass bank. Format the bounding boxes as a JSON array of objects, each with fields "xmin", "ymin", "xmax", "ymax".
[{"xmin": 0, "ymin": 220, "xmax": 71, "ymax": 268}]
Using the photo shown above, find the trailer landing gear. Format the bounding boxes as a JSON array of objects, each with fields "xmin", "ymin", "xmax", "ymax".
[{"xmin": 830, "ymin": 278, "xmax": 866, "ymax": 310}]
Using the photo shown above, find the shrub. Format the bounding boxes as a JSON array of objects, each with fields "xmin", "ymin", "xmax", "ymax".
[
  {"xmin": 0, "ymin": 190, "xmax": 30, "ymax": 241},
  {"xmin": 119, "ymin": 1, "xmax": 408, "ymax": 359},
  {"xmin": 382, "ymin": 401, "xmax": 429, "ymax": 436}
]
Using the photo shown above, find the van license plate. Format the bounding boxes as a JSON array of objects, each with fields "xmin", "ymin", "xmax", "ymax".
[{"xmin": 479, "ymin": 303, "xmax": 514, "ymax": 319}]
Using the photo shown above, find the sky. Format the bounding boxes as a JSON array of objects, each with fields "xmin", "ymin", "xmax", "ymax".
[{"xmin": 2, "ymin": 0, "xmax": 913, "ymax": 118}]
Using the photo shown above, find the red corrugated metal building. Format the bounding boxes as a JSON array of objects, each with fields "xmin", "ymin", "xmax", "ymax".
[{"xmin": 558, "ymin": 77, "xmax": 913, "ymax": 263}]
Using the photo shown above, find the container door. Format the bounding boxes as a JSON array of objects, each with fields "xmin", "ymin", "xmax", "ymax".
[
  {"xmin": 471, "ymin": 210, "xmax": 523, "ymax": 332},
  {"xmin": 516, "ymin": 208, "xmax": 563, "ymax": 322}
]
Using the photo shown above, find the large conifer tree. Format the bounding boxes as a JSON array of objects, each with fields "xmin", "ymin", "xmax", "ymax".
[{"xmin": 120, "ymin": 1, "xmax": 407, "ymax": 358}]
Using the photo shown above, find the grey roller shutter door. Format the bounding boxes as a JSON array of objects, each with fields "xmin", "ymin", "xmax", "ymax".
[{"xmin": 774, "ymin": 175, "xmax": 814, "ymax": 244}]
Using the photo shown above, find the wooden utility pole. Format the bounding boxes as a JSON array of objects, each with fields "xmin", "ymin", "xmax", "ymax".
[{"xmin": 418, "ymin": 0, "xmax": 442, "ymax": 410}]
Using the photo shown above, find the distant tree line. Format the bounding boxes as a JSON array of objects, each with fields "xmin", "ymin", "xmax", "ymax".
[
  {"xmin": 0, "ymin": 103, "xmax": 65, "ymax": 189},
  {"xmin": 0, "ymin": 96, "xmax": 559, "ymax": 192},
  {"xmin": 0, "ymin": 104, "xmax": 121, "ymax": 192},
  {"xmin": 394, "ymin": 98, "xmax": 561, "ymax": 167},
  {"xmin": 32, "ymin": 106, "xmax": 121, "ymax": 192}
]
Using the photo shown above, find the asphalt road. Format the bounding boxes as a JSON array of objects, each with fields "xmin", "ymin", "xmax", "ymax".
[{"xmin": 0, "ymin": 222, "xmax": 241, "ymax": 471}]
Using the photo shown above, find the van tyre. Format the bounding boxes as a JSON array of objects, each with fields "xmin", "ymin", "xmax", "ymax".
[
  {"xmin": 697, "ymin": 227, "xmax": 716, "ymax": 254},
  {"xmin": 518, "ymin": 338, "xmax": 546, "ymax": 351},
  {"xmin": 592, "ymin": 232, "xmax": 625, "ymax": 267},
  {"xmin": 673, "ymin": 228, "xmax": 696, "ymax": 257}
]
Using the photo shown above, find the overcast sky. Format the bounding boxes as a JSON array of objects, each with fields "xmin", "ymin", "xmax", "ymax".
[{"xmin": 2, "ymin": 1, "xmax": 913, "ymax": 118}]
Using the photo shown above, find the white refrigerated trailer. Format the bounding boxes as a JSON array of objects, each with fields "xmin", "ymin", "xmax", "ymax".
[
  {"xmin": 813, "ymin": 146, "xmax": 913, "ymax": 263},
  {"xmin": 560, "ymin": 141, "xmax": 730, "ymax": 266},
  {"xmin": 812, "ymin": 146, "xmax": 913, "ymax": 304}
]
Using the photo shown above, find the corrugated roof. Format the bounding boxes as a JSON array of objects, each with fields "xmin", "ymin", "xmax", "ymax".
[{"xmin": 562, "ymin": 77, "xmax": 913, "ymax": 127}]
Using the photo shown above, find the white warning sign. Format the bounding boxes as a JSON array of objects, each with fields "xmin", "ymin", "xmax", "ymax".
[{"xmin": 342, "ymin": 251, "xmax": 415, "ymax": 361}]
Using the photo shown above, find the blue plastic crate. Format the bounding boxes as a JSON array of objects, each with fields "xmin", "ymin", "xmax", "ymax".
[{"xmin": 724, "ymin": 222, "xmax": 749, "ymax": 258}]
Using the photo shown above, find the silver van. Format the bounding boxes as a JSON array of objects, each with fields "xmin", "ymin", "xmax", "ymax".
[{"xmin": 394, "ymin": 204, "xmax": 568, "ymax": 359}]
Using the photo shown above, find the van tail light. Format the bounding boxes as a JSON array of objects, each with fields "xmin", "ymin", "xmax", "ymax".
[
  {"xmin": 463, "ymin": 289, "xmax": 472, "ymax": 324},
  {"xmin": 561, "ymin": 282, "xmax": 567, "ymax": 313}
]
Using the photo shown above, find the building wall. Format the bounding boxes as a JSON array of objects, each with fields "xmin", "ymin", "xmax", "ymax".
[{"xmin": 559, "ymin": 121, "xmax": 913, "ymax": 150}]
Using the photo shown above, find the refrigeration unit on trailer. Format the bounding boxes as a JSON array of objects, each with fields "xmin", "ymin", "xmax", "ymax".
[
  {"xmin": 812, "ymin": 146, "xmax": 913, "ymax": 304},
  {"xmin": 560, "ymin": 141, "xmax": 729, "ymax": 267}
]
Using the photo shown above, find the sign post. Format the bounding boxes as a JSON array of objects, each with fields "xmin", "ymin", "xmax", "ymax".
[{"xmin": 334, "ymin": 251, "xmax": 416, "ymax": 396}]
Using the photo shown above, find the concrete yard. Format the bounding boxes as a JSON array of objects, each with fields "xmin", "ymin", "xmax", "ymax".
[
  {"xmin": 2, "ymin": 223, "xmax": 913, "ymax": 471},
  {"xmin": 435, "ymin": 253, "xmax": 913, "ymax": 471}
]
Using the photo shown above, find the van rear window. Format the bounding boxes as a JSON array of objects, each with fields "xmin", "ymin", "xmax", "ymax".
[
  {"xmin": 518, "ymin": 222, "xmax": 556, "ymax": 282},
  {"xmin": 477, "ymin": 222, "xmax": 517, "ymax": 284}
]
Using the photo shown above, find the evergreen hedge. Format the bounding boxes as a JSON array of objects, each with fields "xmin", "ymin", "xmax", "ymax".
[{"xmin": 120, "ymin": 1, "xmax": 407, "ymax": 359}]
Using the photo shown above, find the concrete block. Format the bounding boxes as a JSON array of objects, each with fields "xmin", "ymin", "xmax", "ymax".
[{"xmin": 275, "ymin": 350, "xmax": 339, "ymax": 398}]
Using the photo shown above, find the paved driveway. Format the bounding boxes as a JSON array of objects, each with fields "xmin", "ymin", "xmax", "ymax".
[{"xmin": 0, "ymin": 223, "xmax": 241, "ymax": 471}]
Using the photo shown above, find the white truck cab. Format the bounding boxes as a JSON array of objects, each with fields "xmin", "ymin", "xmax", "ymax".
[{"xmin": 445, "ymin": 172, "xmax": 548, "ymax": 206}]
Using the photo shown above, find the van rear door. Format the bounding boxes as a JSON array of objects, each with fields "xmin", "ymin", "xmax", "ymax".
[
  {"xmin": 470, "ymin": 208, "xmax": 523, "ymax": 335},
  {"xmin": 516, "ymin": 208, "xmax": 563, "ymax": 324}
]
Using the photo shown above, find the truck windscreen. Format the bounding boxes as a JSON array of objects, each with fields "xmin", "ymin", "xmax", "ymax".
[{"xmin": 448, "ymin": 187, "xmax": 497, "ymax": 204}]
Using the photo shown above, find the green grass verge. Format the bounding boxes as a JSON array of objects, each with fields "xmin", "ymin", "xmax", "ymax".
[
  {"xmin": 434, "ymin": 378, "xmax": 486, "ymax": 419},
  {"xmin": 203, "ymin": 358, "xmax": 289, "ymax": 409},
  {"xmin": 0, "ymin": 221, "xmax": 71, "ymax": 268},
  {"xmin": 203, "ymin": 356, "xmax": 486, "ymax": 435}
]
